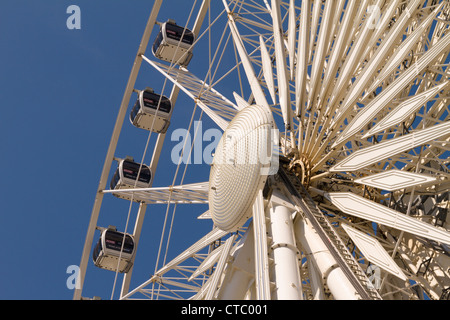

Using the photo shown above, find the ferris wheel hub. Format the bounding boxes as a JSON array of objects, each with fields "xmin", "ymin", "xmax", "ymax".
[
  {"xmin": 287, "ymin": 155, "xmax": 312, "ymax": 188},
  {"xmin": 208, "ymin": 104, "xmax": 276, "ymax": 232}
]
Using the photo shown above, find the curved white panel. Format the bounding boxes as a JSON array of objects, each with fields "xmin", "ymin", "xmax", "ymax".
[
  {"xmin": 328, "ymin": 192, "xmax": 450, "ymax": 245},
  {"xmin": 205, "ymin": 235, "xmax": 236, "ymax": 300},
  {"xmin": 342, "ymin": 224, "xmax": 407, "ymax": 281},
  {"xmin": 105, "ymin": 182, "xmax": 209, "ymax": 204},
  {"xmin": 142, "ymin": 57, "xmax": 236, "ymax": 131},
  {"xmin": 287, "ymin": 0, "xmax": 296, "ymax": 81},
  {"xmin": 294, "ymin": 0, "xmax": 310, "ymax": 116},
  {"xmin": 209, "ymin": 105, "xmax": 276, "ymax": 231},
  {"xmin": 271, "ymin": 0, "xmax": 292, "ymax": 130},
  {"xmin": 253, "ymin": 191, "xmax": 271, "ymax": 299},
  {"xmin": 156, "ymin": 228, "xmax": 229, "ymax": 276}
]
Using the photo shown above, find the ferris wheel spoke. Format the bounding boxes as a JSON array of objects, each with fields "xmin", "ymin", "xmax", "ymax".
[
  {"xmin": 341, "ymin": 223, "xmax": 408, "ymax": 281},
  {"xmin": 363, "ymin": 81, "xmax": 450, "ymax": 138},
  {"xmin": 232, "ymin": 91, "xmax": 250, "ymax": 111},
  {"xmin": 189, "ymin": 240, "xmax": 226, "ymax": 281},
  {"xmin": 330, "ymin": 120, "xmax": 450, "ymax": 172},
  {"xmin": 323, "ymin": 0, "xmax": 421, "ymax": 137},
  {"xmin": 348, "ymin": 0, "xmax": 433, "ymax": 115},
  {"xmin": 366, "ymin": 5, "xmax": 444, "ymax": 98},
  {"xmin": 327, "ymin": 192, "xmax": 450, "ymax": 245},
  {"xmin": 332, "ymin": 32, "xmax": 450, "ymax": 149},
  {"xmin": 259, "ymin": 35, "xmax": 277, "ymax": 105},
  {"xmin": 309, "ymin": 1, "xmax": 437, "ymax": 165},
  {"xmin": 103, "ymin": 181, "xmax": 209, "ymax": 204},
  {"xmin": 223, "ymin": 0, "xmax": 270, "ymax": 109},
  {"xmin": 122, "ymin": 227, "xmax": 230, "ymax": 300},
  {"xmin": 317, "ymin": 0, "xmax": 349, "ymax": 100},
  {"xmin": 142, "ymin": 56, "xmax": 237, "ymax": 130},
  {"xmin": 305, "ymin": 0, "xmax": 355, "ymax": 158},
  {"xmin": 305, "ymin": 0, "xmax": 334, "ymax": 113},
  {"xmin": 271, "ymin": 0, "xmax": 292, "ymax": 131},
  {"xmin": 155, "ymin": 227, "xmax": 229, "ymax": 276}
]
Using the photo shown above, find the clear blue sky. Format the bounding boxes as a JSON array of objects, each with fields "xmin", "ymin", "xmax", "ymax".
[{"xmin": 0, "ymin": 1, "xmax": 220, "ymax": 299}]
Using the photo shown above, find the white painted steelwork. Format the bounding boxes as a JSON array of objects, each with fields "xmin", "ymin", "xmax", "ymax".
[
  {"xmin": 295, "ymin": 218, "xmax": 360, "ymax": 300},
  {"xmin": 328, "ymin": 192, "xmax": 450, "ymax": 245},
  {"xmin": 78, "ymin": 0, "xmax": 450, "ymax": 301},
  {"xmin": 354, "ymin": 170, "xmax": 437, "ymax": 192},
  {"xmin": 269, "ymin": 189, "xmax": 303, "ymax": 300},
  {"xmin": 341, "ymin": 224, "xmax": 408, "ymax": 281}
]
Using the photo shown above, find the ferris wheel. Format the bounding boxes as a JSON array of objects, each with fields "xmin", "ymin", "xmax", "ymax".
[{"xmin": 74, "ymin": 0, "xmax": 450, "ymax": 300}]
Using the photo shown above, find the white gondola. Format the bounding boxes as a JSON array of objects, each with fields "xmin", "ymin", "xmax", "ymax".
[
  {"xmin": 152, "ymin": 19, "xmax": 195, "ymax": 67},
  {"xmin": 92, "ymin": 227, "xmax": 135, "ymax": 273},
  {"xmin": 110, "ymin": 157, "xmax": 152, "ymax": 201},
  {"xmin": 130, "ymin": 88, "xmax": 172, "ymax": 133}
]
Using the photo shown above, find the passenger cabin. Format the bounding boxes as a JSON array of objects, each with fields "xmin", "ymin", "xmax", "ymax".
[
  {"xmin": 110, "ymin": 158, "xmax": 152, "ymax": 201},
  {"xmin": 152, "ymin": 19, "xmax": 195, "ymax": 67},
  {"xmin": 92, "ymin": 227, "xmax": 135, "ymax": 273},
  {"xmin": 130, "ymin": 88, "xmax": 172, "ymax": 133}
]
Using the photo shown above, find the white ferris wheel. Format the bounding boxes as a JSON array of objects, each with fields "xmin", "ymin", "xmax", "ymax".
[{"xmin": 75, "ymin": 0, "xmax": 450, "ymax": 300}]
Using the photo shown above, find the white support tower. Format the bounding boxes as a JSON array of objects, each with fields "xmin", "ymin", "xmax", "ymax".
[{"xmin": 268, "ymin": 189, "xmax": 303, "ymax": 300}]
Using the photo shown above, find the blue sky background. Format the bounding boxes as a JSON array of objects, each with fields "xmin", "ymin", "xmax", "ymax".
[{"xmin": 0, "ymin": 1, "xmax": 226, "ymax": 299}]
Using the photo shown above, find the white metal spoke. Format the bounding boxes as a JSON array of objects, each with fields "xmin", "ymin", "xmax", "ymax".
[
  {"xmin": 331, "ymin": 121, "xmax": 450, "ymax": 172},
  {"xmin": 341, "ymin": 224, "xmax": 408, "ymax": 281},
  {"xmin": 271, "ymin": 0, "xmax": 292, "ymax": 131},
  {"xmin": 252, "ymin": 190, "xmax": 271, "ymax": 300},
  {"xmin": 327, "ymin": 192, "xmax": 450, "ymax": 245},
  {"xmin": 103, "ymin": 182, "xmax": 209, "ymax": 204}
]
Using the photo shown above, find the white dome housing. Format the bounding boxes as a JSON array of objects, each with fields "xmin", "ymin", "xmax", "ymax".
[{"xmin": 209, "ymin": 104, "xmax": 277, "ymax": 232}]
